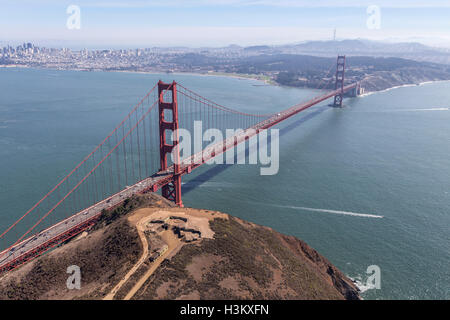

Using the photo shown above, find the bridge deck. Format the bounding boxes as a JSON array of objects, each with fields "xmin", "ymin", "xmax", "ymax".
[
  {"xmin": 0, "ymin": 83, "xmax": 357, "ymax": 273},
  {"xmin": 0, "ymin": 170, "xmax": 174, "ymax": 270}
]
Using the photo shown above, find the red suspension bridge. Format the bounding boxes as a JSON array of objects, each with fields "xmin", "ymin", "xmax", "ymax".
[{"xmin": 0, "ymin": 55, "xmax": 362, "ymax": 274}]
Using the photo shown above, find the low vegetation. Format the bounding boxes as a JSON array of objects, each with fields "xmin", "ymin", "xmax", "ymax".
[
  {"xmin": 133, "ymin": 216, "xmax": 359, "ymax": 300},
  {"xmin": 0, "ymin": 194, "xmax": 359, "ymax": 300}
]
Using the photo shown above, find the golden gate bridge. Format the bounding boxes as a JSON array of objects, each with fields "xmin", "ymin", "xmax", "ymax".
[{"xmin": 0, "ymin": 55, "xmax": 361, "ymax": 274}]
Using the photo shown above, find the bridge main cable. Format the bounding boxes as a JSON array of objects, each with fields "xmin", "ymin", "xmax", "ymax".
[{"xmin": 0, "ymin": 84, "xmax": 159, "ymax": 259}]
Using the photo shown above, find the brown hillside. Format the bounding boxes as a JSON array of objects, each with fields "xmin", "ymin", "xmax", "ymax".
[{"xmin": 0, "ymin": 194, "xmax": 359, "ymax": 300}]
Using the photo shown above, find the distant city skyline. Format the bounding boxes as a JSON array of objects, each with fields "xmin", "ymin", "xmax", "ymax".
[{"xmin": 1, "ymin": 0, "xmax": 450, "ymax": 49}]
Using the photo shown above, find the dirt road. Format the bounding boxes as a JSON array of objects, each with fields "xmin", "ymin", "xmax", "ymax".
[
  {"xmin": 124, "ymin": 230, "xmax": 182, "ymax": 300},
  {"xmin": 103, "ymin": 216, "xmax": 153, "ymax": 300},
  {"xmin": 103, "ymin": 207, "xmax": 220, "ymax": 300}
]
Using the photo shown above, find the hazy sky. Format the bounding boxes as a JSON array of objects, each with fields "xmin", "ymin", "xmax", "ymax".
[{"xmin": 1, "ymin": 0, "xmax": 449, "ymax": 48}]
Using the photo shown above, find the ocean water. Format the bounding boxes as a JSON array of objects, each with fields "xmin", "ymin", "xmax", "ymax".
[{"xmin": 0, "ymin": 68, "xmax": 449, "ymax": 299}]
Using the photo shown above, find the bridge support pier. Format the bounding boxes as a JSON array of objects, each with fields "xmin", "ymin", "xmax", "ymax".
[
  {"xmin": 333, "ymin": 55, "xmax": 346, "ymax": 107},
  {"xmin": 158, "ymin": 80, "xmax": 183, "ymax": 207}
]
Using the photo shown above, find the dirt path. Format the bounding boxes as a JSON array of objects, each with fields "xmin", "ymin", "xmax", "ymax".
[
  {"xmin": 103, "ymin": 216, "xmax": 152, "ymax": 300},
  {"xmin": 123, "ymin": 230, "xmax": 182, "ymax": 300},
  {"xmin": 103, "ymin": 207, "xmax": 221, "ymax": 300}
]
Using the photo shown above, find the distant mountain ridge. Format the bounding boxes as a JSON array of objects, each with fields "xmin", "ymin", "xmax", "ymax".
[{"xmin": 255, "ymin": 39, "xmax": 450, "ymax": 65}]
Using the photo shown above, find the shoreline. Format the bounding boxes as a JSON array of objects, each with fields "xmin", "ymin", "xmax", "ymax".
[
  {"xmin": 112, "ymin": 69, "xmax": 275, "ymax": 85},
  {"xmin": 0, "ymin": 64, "xmax": 277, "ymax": 88},
  {"xmin": 2, "ymin": 64, "xmax": 449, "ymax": 95},
  {"xmin": 359, "ymin": 79, "xmax": 450, "ymax": 97},
  {"xmin": 0, "ymin": 65, "xmax": 273, "ymax": 86}
]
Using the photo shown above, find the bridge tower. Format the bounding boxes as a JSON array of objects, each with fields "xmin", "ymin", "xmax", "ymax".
[
  {"xmin": 158, "ymin": 80, "xmax": 183, "ymax": 207},
  {"xmin": 333, "ymin": 55, "xmax": 346, "ymax": 107}
]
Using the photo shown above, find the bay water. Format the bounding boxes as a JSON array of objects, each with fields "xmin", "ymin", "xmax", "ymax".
[{"xmin": 0, "ymin": 68, "xmax": 449, "ymax": 299}]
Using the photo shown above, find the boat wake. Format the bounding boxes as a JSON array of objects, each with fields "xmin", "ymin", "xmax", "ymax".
[
  {"xmin": 269, "ymin": 204, "xmax": 384, "ymax": 219},
  {"xmin": 395, "ymin": 107, "xmax": 449, "ymax": 112},
  {"xmin": 354, "ymin": 107, "xmax": 449, "ymax": 113}
]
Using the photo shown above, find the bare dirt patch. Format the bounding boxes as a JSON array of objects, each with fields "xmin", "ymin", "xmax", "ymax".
[
  {"xmin": 105, "ymin": 206, "xmax": 220, "ymax": 300},
  {"xmin": 186, "ymin": 254, "xmax": 223, "ymax": 282}
]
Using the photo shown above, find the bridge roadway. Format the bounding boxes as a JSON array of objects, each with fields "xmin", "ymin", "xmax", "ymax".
[
  {"xmin": 183, "ymin": 83, "xmax": 358, "ymax": 168},
  {"xmin": 0, "ymin": 83, "xmax": 357, "ymax": 273},
  {"xmin": 0, "ymin": 169, "xmax": 175, "ymax": 271}
]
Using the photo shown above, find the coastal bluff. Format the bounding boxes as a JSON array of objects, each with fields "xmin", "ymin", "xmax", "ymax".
[{"xmin": 0, "ymin": 194, "xmax": 360, "ymax": 300}]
